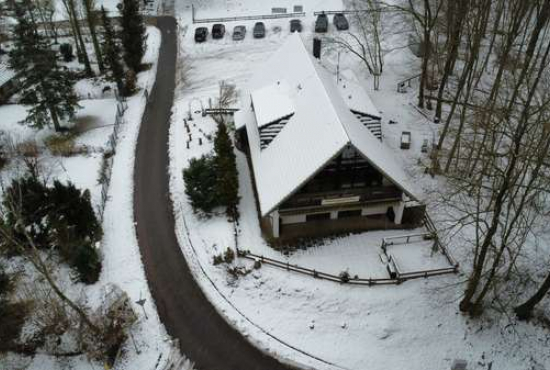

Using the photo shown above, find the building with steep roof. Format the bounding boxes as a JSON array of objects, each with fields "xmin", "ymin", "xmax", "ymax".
[{"xmin": 235, "ymin": 34, "xmax": 424, "ymax": 240}]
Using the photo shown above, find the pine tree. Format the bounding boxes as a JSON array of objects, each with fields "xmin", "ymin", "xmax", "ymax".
[
  {"xmin": 120, "ymin": 0, "xmax": 146, "ymax": 73},
  {"xmin": 213, "ymin": 122, "xmax": 239, "ymax": 219},
  {"xmin": 9, "ymin": 2, "xmax": 80, "ymax": 131},
  {"xmin": 101, "ymin": 7, "xmax": 124, "ymax": 94}
]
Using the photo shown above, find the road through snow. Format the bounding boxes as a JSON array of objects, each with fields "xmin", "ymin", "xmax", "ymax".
[{"xmin": 133, "ymin": 16, "xmax": 291, "ymax": 370}]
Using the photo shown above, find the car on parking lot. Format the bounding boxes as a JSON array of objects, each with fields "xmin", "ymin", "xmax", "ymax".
[
  {"xmin": 212, "ymin": 24, "xmax": 225, "ymax": 39},
  {"xmin": 232, "ymin": 25, "xmax": 246, "ymax": 40},
  {"xmin": 194, "ymin": 27, "xmax": 208, "ymax": 42},
  {"xmin": 290, "ymin": 19, "xmax": 302, "ymax": 33},
  {"xmin": 333, "ymin": 13, "xmax": 349, "ymax": 30},
  {"xmin": 315, "ymin": 12, "xmax": 328, "ymax": 33},
  {"xmin": 253, "ymin": 22, "xmax": 266, "ymax": 38}
]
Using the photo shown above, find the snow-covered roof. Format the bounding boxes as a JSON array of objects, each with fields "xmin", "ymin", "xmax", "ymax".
[
  {"xmin": 238, "ymin": 33, "xmax": 418, "ymax": 216},
  {"xmin": 251, "ymin": 80, "xmax": 295, "ymax": 128},
  {"xmin": 0, "ymin": 59, "xmax": 16, "ymax": 87},
  {"xmin": 337, "ymin": 77, "xmax": 381, "ymax": 118}
]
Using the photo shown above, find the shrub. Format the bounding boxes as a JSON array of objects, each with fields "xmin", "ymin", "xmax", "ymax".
[
  {"xmin": 183, "ymin": 155, "xmax": 219, "ymax": 214},
  {"xmin": 2, "ymin": 177, "xmax": 102, "ymax": 284},
  {"xmin": 3, "ymin": 176, "xmax": 50, "ymax": 250},
  {"xmin": 213, "ymin": 254, "xmax": 224, "ymax": 265},
  {"xmin": 0, "ymin": 300, "xmax": 28, "ymax": 353},
  {"xmin": 223, "ymin": 247, "xmax": 235, "ymax": 263},
  {"xmin": 339, "ymin": 270, "xmax": 351, "ymax": 283},
  {"xmin": 45, "ymin": 134, "xmax": 86, "ymax": 157},
  {"xmin": 47, "ymin": 181, "xmax": 102, "ymax": 283},
  {"xmin": 212, "ymin": 248, "xmax": 236, "ymax": 265}
]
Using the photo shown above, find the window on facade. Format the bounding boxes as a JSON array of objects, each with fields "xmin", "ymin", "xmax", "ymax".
[
  {"xmin": 306, "ymin": 212, "xmax": 331, "ymax": 222},
  {"xmin": 338, "ymin": 209, "xmax": 362, "ymax": 218}
]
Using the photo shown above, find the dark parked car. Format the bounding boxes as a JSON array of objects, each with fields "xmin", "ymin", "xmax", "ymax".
[
  {"xmin": 212, "ymin": 23, "xmax": 225, "ymax": 39},
  {"xmin": 253, "ymin": 22, "xmax": 266, "ymax": 38},
  {"xmin": 232, "ymin": 25, "xmax": 246, "ymax": 40},
  {"xmin": 194, "ymin": 27, "xmax": 208, "ymax": 42},
  {"xmin": 333, "ymin": 13, "xmax": 349, "ymax": 30},
  {"xmin": 290, "ymin": 19, "xmax": 302, "ymax": 33},
  {"xmin": 315, "ymin": 12, "xmax": 328, "ymax": 33}
]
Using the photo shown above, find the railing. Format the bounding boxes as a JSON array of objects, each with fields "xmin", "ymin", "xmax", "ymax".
[
  {"xmin": 97, "ymin": 89, "xmax": 132, "ymax": 221},
  {"xmin": 192, "ymin": 5, "xmax": 306, "ymax": 24},
  {"xmin": 280, "ymin": 186, "xmax": 402, "ymax": 210}
]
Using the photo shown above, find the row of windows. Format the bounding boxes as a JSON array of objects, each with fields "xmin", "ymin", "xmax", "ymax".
[{"xmin": 304, "ymin": 209, "xmax": 363, "ymax": 222}]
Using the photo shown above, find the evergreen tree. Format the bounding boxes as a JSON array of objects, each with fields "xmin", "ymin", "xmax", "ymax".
[
  {"xmin": 213, "ymin": 122, "xmax": 239, "ymax": 218},
  {"xmin": 101, "ymin": 6, "xmax": 124, "ymax": 94},
  {"xmin": 183, "ymin": 155, "xmax": 218, "ymax": 214},
  {"xmin": 120, "ymin": 0, "xmax": 146, "ymax": 73},
  {"xmin": 2, "ymin": 176, "xmax": 102, "ymax": 284},
  {"xmin": 9, "ymin": 2, "xmax": 79, "ymax": 131}
]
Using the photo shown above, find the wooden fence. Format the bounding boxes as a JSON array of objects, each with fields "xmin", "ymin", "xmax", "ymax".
[
  {"xmin": 237, "ymin": 249, "xmax": 400, "ymax": 285},
  {"xmin": 236, "ymin": 213, "xmax": 458, "ymax": 286}
]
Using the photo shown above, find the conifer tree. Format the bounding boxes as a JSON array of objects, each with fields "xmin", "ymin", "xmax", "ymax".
[
  {"xmin": 120, "ymin": 0, "xmax": 146, "ymax": 73},
  {"xmin": 101, "ymin": 7, "xmax": 124, "ymax": 94},
  {"xmin": 9, "ymin": 2, "xmax": 79, "ymax": 131},
  {"xmin": 214, "ymin": 122, "xmax": 239, "ymax": 218}
]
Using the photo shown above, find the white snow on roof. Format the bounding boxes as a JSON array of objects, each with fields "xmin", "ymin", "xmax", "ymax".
[
  {"xmin": 0, "ymin": 59, "xmax": 16, "ymax": 87},
  {"xmin": 337, "ymin": 77, "xmax": 381, "ymax": 118},
  {"xmin": 239, "ymin": 33, "xmax": 418, "ymax": 216},
  {"xmin": 251, "ymin": 80, "xmax": 295, "ymax": 128}
]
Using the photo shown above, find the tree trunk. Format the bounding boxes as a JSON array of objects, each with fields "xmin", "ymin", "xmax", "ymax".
[
  {"xmin": 515, "ymin": 271, "xmax": 550, "ymax": 320},
  {"xmin": 83, "ymin": 0, "xmax": 104, "ymax": 73},
  {"xmin": 68, "ymin": 0, "xmax": 94, "ymax": 77}
]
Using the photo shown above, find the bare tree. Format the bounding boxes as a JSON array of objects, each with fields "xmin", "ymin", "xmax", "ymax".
[
  {"xmin": 81, "ymin": 0, "xmax": 104, "ymax": 73},
  {"xmin": 385, "ymin": 0, "xmax": 442, "ymax": 107},
  {"xmin": 328, "ymin": 0, "xmax": 384, "ymax": 90},
  {"xmin": 61, "ymin": 0, "xmax": 94, "ymax": 77}
]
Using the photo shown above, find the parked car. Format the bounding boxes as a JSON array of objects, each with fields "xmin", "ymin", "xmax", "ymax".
[
  {"xmin": 194, "ymin": 27, "xmax": 208, "ymax": 43},
  {"xmin": 333, "ymin": 13, "xmax": 349, "ymax": 30},
  {"xmin": 290, "ymin": 19, "xmax": 302, "ymax": 33},
  {"xmin": 315, "ymin": 12, "xmax": 328, "ymax": 33},
  {"xmin": 212, "ymin": 23, "xmax": 225, "ymax": 39},
  {"xmin": 253, "ymin": 22, "xmax": 266, "ymax": 38},
  {"xmin": 232, "ymin": 25, "xmax": 246, "ymax": 40},
  {"xmin": 400, "ymin": 131, "xmax": 411, "ymax": 149}
]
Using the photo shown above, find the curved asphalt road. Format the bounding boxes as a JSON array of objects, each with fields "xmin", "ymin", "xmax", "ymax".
[{"xmin": 134, "ymin": 16, "xmax": 292, "ymax": 370}]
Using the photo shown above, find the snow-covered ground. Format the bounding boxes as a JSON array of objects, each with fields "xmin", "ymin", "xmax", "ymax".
[
  {"xmin": 168, "ymin": 2, "xmax": 550, "ymax": 370},
  {"xmin": 0, "ymin": 26, "xmax": 182, "ymax": 370}
]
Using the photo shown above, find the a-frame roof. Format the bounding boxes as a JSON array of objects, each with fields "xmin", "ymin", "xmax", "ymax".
[{"xmin": 236, "ymin": 33, "xmax": 419, "ymax": 216}]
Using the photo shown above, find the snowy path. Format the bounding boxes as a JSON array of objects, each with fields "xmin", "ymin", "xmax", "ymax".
[{"xmin": 133, "ymin": 16, "xmax": 291, "ymax": 370}]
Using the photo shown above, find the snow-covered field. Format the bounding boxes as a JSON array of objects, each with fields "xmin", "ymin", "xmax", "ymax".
[
  {"xmin": 0, "ymin": 26, "xmax": 180, "ymax": 370},
  {"xmin": 168, "ymin": 2, "xmax": 550, "ymax": 370}
]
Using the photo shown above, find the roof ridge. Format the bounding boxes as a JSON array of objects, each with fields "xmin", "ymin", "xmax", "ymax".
[{"xmin": 295, "ymin": 35, "xmax": 352, "ymax": 145}]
